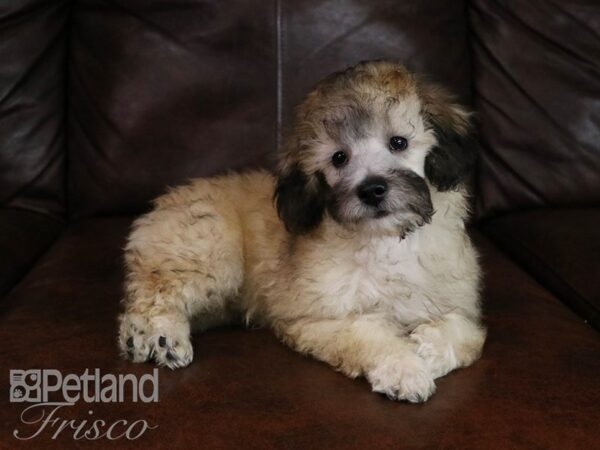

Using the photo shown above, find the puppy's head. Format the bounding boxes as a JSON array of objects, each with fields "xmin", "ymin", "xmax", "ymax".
[{"xmin": 275, "ymin": 60, "xmax": 474, "ymax": 235}]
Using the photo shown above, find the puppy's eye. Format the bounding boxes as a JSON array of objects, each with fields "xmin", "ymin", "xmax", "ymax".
[
  {"xmin": 389, "ymin": 136, "xmax": 408, "ymax": 152},
  {"xmin": 331, "ymin": 150, "xmax": 349, "ymax": 168}
]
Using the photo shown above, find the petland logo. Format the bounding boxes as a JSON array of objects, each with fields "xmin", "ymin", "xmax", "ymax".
[{"xmin": 9, "ymin": 369, "xmax": 159, "ymax": 441}]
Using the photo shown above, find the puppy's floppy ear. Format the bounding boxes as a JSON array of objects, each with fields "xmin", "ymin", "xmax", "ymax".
[
  {"xmin": 419, "ymin": 81, "xmax": 477, "ymax": 191},
  {"xmin": 274, "ymin": 164, "xmax": 328, "ymax": 235}
]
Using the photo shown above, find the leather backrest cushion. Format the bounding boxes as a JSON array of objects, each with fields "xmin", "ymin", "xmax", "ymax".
[
  {"xmin": 68, "ymin": 0, "xmax": 471, "ymax": 218},
  {"xmin": 68, "ymin": 0, "xmax": 278, "ymax": 218},
  {"xmin": 0, "ymin": 0, "xmax": 68, "ymax": 218},
  {"xmin": 280, "ymin": 0, "xmax": 472, "ymax": 127},
  {"xmin": 471, "ymin": 1, "xmax": 600, "ymax": 219}
]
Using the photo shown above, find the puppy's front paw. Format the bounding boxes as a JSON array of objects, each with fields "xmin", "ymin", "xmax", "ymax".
[
  {"xmin": 410, "ymin": 319, "xmax": 485, "ymax": 379},
  {"xmin": 367, "ymin": 354, "xmax": 435, "ymax": 403},
  {"xmin": 410, "ymin": 323, "xmax": 456, "ymax": 379}
]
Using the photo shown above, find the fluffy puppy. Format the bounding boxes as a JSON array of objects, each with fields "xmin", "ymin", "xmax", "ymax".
[{"xmin": 118, "ymin": 60, "xmax": 485, "ymax": 402}]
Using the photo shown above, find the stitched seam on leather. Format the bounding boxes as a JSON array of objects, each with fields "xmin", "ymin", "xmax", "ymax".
[
  {"xmin": 488, "ymin": 229, "xmax": 599, "ymax": 325},
  {"xmin": 276, "ymin": 0, "xmax": 283, "ymax": 151}
]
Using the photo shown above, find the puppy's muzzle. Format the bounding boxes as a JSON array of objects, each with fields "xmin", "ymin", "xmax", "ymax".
[
  {"xmin": 357, "ymin": 176, "xmax": 388, "ymax": 207},
  {"xmin": 401, "ymin": 171, "xmax": 434, "ymax": 224}
]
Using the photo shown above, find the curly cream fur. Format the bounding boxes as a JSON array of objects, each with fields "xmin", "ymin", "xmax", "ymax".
[{"xmin": 118, "ymin": 61, "xmax": 486, "ymax": 402}]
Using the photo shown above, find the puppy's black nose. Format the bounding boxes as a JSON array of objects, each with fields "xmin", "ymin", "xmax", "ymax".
[{"xmin": 357, "ymin": 177, "xmax": 388, "ymax": 207}]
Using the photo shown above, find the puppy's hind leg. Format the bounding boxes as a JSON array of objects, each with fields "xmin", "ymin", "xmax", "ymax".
[
  {"xmin": 119, "ymin": 268, "xmax": 205, "ymax": 369},
  {"xmin": 118, "ymin": 205, "xmax": 244, "ymax": 369},
  {"xmin": 119, "ymin": 299, "xmax": 193, "ymax": 369}
]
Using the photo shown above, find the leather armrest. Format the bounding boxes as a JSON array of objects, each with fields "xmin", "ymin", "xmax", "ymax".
[{"xmin": 481, "ymin": 208, "xmax": 600, "ymax": 330}]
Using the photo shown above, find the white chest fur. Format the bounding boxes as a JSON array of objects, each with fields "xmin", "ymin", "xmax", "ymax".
[
  {"xmin": 271, "ymin": 189, "xmax": 477, "ymax": 329},
  {"xmin": 293, "ymin": 230, "xmax": 438, "ymax": 325}
]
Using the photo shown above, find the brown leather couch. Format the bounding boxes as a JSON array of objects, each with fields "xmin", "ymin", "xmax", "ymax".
[{"xmin": 1, "ymin": 1, "xmax": 599, "ymax": 448}]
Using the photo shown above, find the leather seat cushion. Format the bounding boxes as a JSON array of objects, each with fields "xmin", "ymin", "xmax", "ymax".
[{"xmin": 1, "ymin": 218, "xmax": 599, "ymax": 448}]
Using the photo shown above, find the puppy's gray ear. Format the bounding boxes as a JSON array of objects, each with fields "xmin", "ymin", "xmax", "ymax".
[
  {"xmin": 419, "ymin": 81, "xmax": 477, "ymax": 191},
  {"xmin": 274, "ymin": 165, "xmax": 328, "ymax": 235}
]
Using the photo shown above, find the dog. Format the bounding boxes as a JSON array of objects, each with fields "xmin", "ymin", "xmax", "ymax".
[{"xmin": 118, "ymin": 60, "xmax": 486, "ymax": 403}]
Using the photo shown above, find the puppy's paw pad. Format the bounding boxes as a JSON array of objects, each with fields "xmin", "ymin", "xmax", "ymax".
[
  {"xmin": 119, "ymin": 313, "xmax": 155, "ymax": 363},
  {"xmin": 368, "ymin": 355, "xmax": 436, "ymax": 403},
  {"xmin": 153, "ymin": 333, "xmax": 193, "ymax": 369}
]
